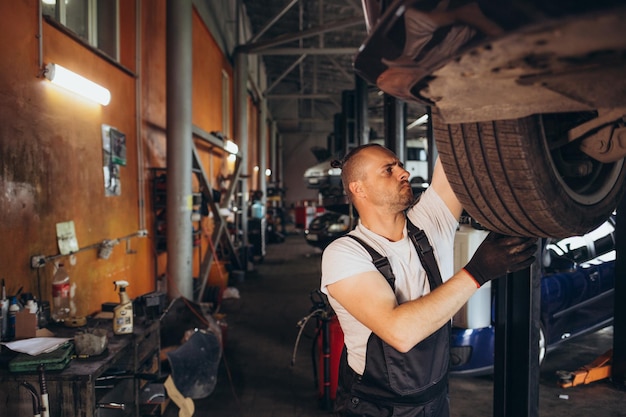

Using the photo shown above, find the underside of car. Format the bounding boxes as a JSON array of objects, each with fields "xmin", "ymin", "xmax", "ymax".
[{"xmin": 355, "ymin": 0, "xmax": 626, "ymax": 237}]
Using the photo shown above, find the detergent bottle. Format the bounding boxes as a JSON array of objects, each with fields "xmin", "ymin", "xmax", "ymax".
[{"xmin": 112, "ymin": 281, "xmax": 133, "ymax": 335}]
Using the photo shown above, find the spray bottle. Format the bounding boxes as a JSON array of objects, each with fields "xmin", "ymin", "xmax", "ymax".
[{"xmin": 112, "ymin": 281, "xmax": 133, "ymax": 335}]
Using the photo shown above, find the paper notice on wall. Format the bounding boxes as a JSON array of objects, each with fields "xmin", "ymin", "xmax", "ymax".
[
  {"xmin": 102, "ymin": 124, "xmax": 124, "ymax": 196},
  {"xmin": 56, "ymin": 220, "xmax": 79, "ymax": 255}
]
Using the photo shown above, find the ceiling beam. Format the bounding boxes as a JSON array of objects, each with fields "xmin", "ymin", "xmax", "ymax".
[
  {"xmin": 267, "ymin": 93, "xmax": 334, "ymax": 99},
  {"xmin": 263, "ymin": 54, "xmax": 308, "ymax": 95},
  {"xmin": 276, "ymin": 118, "xmax": 334, "ymax": 123},
  {"xmin": 253, "ymin": 47, "xmax": 357, "ymax": 55},
  {"xmin": 241, "ymin": 17, "xmax": 364, "ymax": 53},
  {"xmin": 248, "ymin": 0, "xmax": 299, "ymax": 44},
  {"xmin": 327, "ymin": 56, "xmax": 353, "ymax": 82}
]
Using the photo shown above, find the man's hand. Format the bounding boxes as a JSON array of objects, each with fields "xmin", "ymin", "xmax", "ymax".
[{"xmin": 464, "ymin": 232, "xmax": 538, "ymax": 287}]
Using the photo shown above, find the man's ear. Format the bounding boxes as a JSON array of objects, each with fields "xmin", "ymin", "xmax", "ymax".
[{"xmin": 349, "ymin": 181, "xmax": 363, "ymax": 199}]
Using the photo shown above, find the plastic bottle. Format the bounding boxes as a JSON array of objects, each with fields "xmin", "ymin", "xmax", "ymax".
[
  {"xmin": 26, "ymin": 299, "xmax": 39, "ymax": 329},
  {"xmin": 113, "ymin": 281, "xmax": 133, "ymax": 335},
  {"xmin": 0, "ymin": 280, "xmax": 7, "ymax": 341},
  {"xmin": 8, "ymin": 297, "xmax": 20, "ymax": 340},
  {"xmin": 51, "ymin": 263, "xmax": 71, "ymax": 322},
  {"xmin": 251, "ymin": 200, "xmax": 265, "ymax": 219}
]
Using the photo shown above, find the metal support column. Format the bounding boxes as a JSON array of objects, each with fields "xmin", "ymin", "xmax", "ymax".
[
  {"xmin": 612, "ymin": 195, "xmax": 626, "ymax": 387},
  {"xmin": 355, "ymin": 74, "xmax": 369, "ymax": 145},
  {"xmin": 493, "ymin": 255, "xmax": 541, "ymax": 417},
  {"xmin": 383, "ymin": 94, "xmax": 405, "ymax": 162},
  {"xmin": 234, "ymin": 50, "xmax": 250, "ymax": 269},
  {"xmin": 270, "ymin": 120, "xmax": 277, "ymax": 184},
  {"xmin": 426, "ymin": 107, "xmax": 437, "ymax": 181},
  {"xmin": 259, "ymin": 102, "xmax": 268, "ymax": 204},
  {"xmin": 165, "ymin": 0, "xmax": 193, "ymax": 299}
]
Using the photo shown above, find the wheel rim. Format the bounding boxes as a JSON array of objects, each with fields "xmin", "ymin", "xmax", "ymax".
[{"xmin": 541, "ymin": 112, "xmax": 625, "ymax": 205}]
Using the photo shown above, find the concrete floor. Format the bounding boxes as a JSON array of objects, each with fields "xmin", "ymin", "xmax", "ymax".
[{"xmin": 163, "ymin": 234, "xmax": 626, "ymax": 417}]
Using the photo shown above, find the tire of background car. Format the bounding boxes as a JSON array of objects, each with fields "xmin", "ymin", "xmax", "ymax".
[
  {"xmin": 538, "ymin": 324, "xmax": 547, "ymax": 367},
  {"xmin": 433, "ymin": 111, "xmax": 626, "ymax": 238}
]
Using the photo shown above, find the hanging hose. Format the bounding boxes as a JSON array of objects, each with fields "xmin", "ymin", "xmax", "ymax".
[
  {"xmin": 21, "ymin": 382, "xmax": 42, "ymax": 417},
  {"xmin": 291, "ymin": 307, "xmax": 325, "ymax": 366},
  {"xmin": 291, "ymin": 288, "xmax": 342, "ymax": 411},
  {"xmin": 291, "ymin": 289, "xmax": 333, "ymax": 366}
]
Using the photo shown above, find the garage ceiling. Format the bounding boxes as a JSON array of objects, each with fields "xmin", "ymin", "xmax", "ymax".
[
  {"xmin": 239, "ymin": 0, "xmax": 427, "ymax": 146},
  {"xmin": 239, "ymin": 0, "xmax": 367, "ymax": 134}
]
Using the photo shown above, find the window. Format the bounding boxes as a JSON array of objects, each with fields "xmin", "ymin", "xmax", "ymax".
[{"xmin": 41, "ymin": 0, "xmax": 119, "ymax": 60}]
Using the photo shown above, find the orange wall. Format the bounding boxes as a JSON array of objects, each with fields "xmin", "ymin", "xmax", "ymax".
[
  {"xmin": 0, "ymin": 1, "xmax": 239, "ymax": 318},
  {"xmin": 0, "ymin": 1, "xmax": 150, "ymax": 316}
]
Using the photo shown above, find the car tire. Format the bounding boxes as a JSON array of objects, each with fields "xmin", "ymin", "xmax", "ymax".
[{"xmin": 433, "ymin": 111, "xmax": 626, "ymax": 238}]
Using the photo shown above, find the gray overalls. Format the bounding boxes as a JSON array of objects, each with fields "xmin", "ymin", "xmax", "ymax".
[{"xmin": 335, "ymin": 220, "xmax": 451, "ymax": 417}]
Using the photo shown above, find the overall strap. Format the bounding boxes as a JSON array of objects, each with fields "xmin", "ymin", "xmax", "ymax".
[
  {"xmin": 345, "ymin": 235, "xmax": 396, "ymax": 290},
  {"xmin": 406, "ymin": 219, "xmax": 443, "ymax": 290},
  {"xmin": 345, "ymin": 221, "xmax": 442, "ymax": 292}
]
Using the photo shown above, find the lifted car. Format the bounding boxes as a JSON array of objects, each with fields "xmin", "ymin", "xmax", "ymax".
[
  {"xmin": 355, "ymin": 0, "xmax": 626, "ymax": 237},
  {"xmin": 450, "ymin": 215, "xmax": 616, "ymax": 375}
]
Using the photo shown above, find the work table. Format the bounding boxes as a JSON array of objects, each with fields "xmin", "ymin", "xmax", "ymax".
[{"xmin": 0, "ymin": 318, "xmax": 160, "ymax": 417}]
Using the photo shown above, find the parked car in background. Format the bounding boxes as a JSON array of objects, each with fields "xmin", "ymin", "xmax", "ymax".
[
  {"xmin": 305, "ymin": 211, "xmax": 356, "ymax": 250},
  {"xmin": 304, "ymin": 183, "xmax": 429, "ymax": 250},
  {"xmin": 303, "ymin": 160, "xmax": 344, "ymax": 198},
  {"xmin": 356, "ymin": 0, "xmax": 626, "ymax": 238},
  {"xmin": 303, "ymin": 138, "xmax": 430, "ymax": 198},
  {"xmin": 450, "ymin": 215, "xmax": 616, "ymax": 375}
]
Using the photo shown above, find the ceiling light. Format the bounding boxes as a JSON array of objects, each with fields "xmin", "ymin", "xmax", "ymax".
[{"xmin": 44, "ymin": 63, "xmax": 111, "ymax": 106}]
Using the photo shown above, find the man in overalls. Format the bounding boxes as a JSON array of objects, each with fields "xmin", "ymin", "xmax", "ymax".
[{"xmin": 321, "ymin": 144, "xmax": 536, "ymax": 416}]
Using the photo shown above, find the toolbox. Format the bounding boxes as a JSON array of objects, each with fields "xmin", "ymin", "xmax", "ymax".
[{"xmin": 9, "ymin": 342, "xmax": 74, "ymax": 373}]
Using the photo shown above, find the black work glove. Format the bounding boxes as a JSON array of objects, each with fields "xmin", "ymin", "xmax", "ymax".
[{"xmin": 464, "ymin": 232, "xmax": 538, "ymax": 287}]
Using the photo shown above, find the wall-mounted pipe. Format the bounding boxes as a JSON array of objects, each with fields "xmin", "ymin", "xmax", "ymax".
[
  {"xmin": 31, "ymin": 230, "xmax": 148, "ymax": 267},
  {"xmin": 136, "ymin": 0, "xmax": 146, "ymax": 233}
]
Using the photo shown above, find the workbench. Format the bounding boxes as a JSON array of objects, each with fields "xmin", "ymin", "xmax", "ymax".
[{"xmin": 0, "ymin": 318, "xmax": 161, "ymax": 417}]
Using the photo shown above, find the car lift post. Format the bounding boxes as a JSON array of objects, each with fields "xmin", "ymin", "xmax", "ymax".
[
  {"xmin": 493, "ymin": 252, "xmax": 541, "ymax": 417},
  {"xmin": 612, "ymin": 195, "xmax": 626, "ymax": 388}
]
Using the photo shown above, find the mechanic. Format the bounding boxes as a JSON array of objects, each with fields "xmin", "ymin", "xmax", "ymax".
[{"xmin": 321, "ymin": 143, "xmax": 537, "ymax": 416}]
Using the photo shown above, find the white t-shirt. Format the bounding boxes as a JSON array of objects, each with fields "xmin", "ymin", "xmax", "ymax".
[{"xmin": 320, "ymin": 187, "xmax": 458, "ymax": 375}]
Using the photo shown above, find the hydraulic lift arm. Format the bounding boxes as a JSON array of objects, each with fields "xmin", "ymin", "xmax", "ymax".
[{"xmin": 557, "ymin": 349, "xmax": 613, "ymax": 388}]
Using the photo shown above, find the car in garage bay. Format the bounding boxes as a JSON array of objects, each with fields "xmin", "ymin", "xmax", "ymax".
[
  {"xmin": 305, "ymin": 211, "xmax": 356, "ymax": 250},
  {"xmin": 355, "ymin": 0, "xmax": 626, "ymax": 238},
  {"xmin": 303, "ymin": 183, "xmax": 429, "ymax": 250},
  {"xmin": 449, "ymin": 214, "xmax": 616, "ymax": 375}
]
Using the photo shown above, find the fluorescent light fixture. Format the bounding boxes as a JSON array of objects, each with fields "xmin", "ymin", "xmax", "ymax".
[
  {"xmin": 224, "ymin": 140, "xmax": 239, "ymax": 155},
  {"xmin": 407, "ymin": 114, "xmax": 429, "ymax": 130},
  {"xmin": 44, "ymin": 63, "xmax": 111, "ymax": 106}
]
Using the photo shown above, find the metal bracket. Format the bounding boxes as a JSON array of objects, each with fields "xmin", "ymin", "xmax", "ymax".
[{"xmin": 569, "ymin": 109, "xmax": 626, "ymax": 163}]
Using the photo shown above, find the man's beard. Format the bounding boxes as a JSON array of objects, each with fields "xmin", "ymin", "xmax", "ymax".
[{"xmin": 390, "ymin": 184, "xmax": 414, "ymax": 211}]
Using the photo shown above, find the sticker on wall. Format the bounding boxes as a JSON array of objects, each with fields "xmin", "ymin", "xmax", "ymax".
[{"xmin": 102, "ymin": 124, "xmax": 125, "ymax": 196}]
